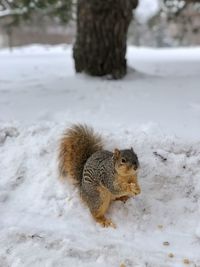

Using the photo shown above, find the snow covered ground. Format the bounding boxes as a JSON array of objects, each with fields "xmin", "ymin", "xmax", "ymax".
[{"xmin": 0, "ymin": 45, "xmax": 200, "ymax": 267}]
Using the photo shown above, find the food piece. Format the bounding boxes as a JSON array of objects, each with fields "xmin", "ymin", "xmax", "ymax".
[
  {"xmin": 183, "ymin": 259, "xmax": 190, "ymax": 265},
  {"xmin": 163, "ymin": 241, "xmax": 170, "ymax": 246}
]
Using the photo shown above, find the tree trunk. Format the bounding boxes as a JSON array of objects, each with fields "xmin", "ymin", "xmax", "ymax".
[{"xmin": 73, "ymin": 0, "xmax": 138, "ymax": 79}]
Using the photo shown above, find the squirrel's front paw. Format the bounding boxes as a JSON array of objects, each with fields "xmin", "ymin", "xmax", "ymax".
[
  {"xmin": 129, "ymin": 183, "xmax": 141, "ymax": 195},
  {"xmin": 115, "ymin": 195, "xmax": 129, "ymax": 203}
]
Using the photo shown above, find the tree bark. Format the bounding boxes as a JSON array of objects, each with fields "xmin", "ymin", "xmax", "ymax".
[{"xmin": 73, "ymin": 0, "xmax": 138, "ymax": 79}]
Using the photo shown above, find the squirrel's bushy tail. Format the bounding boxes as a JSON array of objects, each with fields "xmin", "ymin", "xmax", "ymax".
[{"xmin": 58, "ymin": 124, "xmax": 103, "ymax": 184}]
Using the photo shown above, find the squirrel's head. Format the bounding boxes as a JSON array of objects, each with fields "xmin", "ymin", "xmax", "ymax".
[{"xmin": 113, "ymin": 148, "xmax": 139, "ymax": 176}]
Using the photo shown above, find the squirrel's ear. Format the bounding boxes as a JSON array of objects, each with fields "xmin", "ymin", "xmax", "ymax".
[
  {"xmin": 113, "ymin": 148, "xmax": 120, "ymax": 160},
  {"xmin": 131, "ymin": 147, "xmax": 134, "ymax": 152}
]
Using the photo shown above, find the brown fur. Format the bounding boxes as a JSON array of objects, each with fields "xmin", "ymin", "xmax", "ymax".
[
  {"xmin": 114, "ymin": 195, "xmax": 129, "ymax": 202},
  {"xmin": 91, "ymin": 173, "xmax": 140, "ymax": 228},
  {"xmin": 91, "ymin": 186, "xmax": 115, "ymax": 228},
  {"xmin": 58, "ymin": 124, "xmax": 103, "ymax": 183},
  {"xmin": 112, "ymin": 173, "xmax": 141, "ymax": 203}
]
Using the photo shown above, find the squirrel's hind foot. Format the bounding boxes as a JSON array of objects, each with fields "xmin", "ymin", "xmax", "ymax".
[{"xmin": 94, "ymin": 215, "xmax": 116, "ymax": 228}]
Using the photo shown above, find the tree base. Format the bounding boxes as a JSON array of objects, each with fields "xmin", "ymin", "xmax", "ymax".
[{"xmin": 73, "ymin": 0, "xmax": 138, "ymax": 79}]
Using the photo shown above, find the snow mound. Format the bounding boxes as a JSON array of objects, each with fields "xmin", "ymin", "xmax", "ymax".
[{"xmin": 0, "ymin": 122, "xmax": 200, "ymax": 267}]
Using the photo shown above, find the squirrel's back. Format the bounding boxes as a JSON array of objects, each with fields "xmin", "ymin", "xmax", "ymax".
[
  {"xmin": 82, "ymin": 150, "xmax": 114, "ymax": 183},
  {"xmin": 58, "ymin": 124, "xmax": 103, "ymax": 183}
]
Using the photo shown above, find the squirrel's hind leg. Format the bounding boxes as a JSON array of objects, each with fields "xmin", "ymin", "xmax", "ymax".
[{"xmin": 81, "ymin": 185, "xmax": 116, "ymax": 228}]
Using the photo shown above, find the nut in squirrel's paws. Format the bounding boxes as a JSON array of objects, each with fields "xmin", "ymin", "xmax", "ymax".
[{"xmin": 130, "ymin": 183, "xmax": 141, "ymax": 195}]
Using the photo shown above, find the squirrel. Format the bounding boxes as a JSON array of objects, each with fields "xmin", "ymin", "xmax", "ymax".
[{"xmin": 58, "ymin": 124, "xmax": 141, "ymax": 228}]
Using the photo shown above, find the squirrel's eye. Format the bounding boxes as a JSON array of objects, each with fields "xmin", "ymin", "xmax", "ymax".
[{"xmin": 121, "ymin": 158, "xmax": 126, "ymax": 164}]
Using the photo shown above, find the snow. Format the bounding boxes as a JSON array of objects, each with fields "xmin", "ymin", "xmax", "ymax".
[
  {"xmin": 0, "ymin": 44, "xmax": 200, "ymax": 267},
  {"xmin": 135, "ymin": 0, "xmax": 160, "ymax": 23}
]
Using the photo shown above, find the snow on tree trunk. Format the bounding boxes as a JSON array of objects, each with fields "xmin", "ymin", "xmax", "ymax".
[{"xmin": 73, "ymin": 0, "xmax": 138, "ymax": 79}]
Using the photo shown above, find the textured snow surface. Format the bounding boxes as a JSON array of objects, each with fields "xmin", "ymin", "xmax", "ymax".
[{"xmin": 0, "ymin": 45, "xmax": 200, "ymax": 267}]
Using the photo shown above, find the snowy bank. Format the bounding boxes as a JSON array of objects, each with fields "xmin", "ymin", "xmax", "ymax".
[{"xmin": 0, "ymin": 45, "xmax": 200, "ymax": 267}]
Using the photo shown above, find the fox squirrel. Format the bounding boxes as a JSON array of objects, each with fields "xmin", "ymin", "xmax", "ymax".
[{"xmin": 58, "ymin": 124, "xmax": 141, "ymax": 228}]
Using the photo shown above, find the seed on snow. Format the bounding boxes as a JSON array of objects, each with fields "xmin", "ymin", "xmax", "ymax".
[
  {"xmin": 163, "ymin": 241, "xmax": 170, "ymax": 246},
  {"xmin": 183, "ymin": 259, "xmax": 190, "ymax": 265}
]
